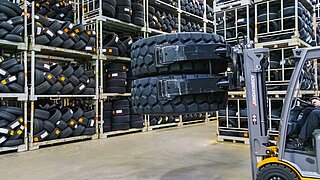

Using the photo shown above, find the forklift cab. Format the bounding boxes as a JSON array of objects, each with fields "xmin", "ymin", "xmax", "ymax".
[{"xmin": 243, "ymin": 46, "xmax": 320, "ymax": 180}]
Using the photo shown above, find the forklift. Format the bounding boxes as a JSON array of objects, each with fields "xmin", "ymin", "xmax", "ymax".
[{"xmin": 239, "ymin": 45, "xmax": 320, "ymax": 180}]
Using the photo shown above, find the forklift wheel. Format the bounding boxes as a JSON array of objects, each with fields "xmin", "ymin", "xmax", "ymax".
[{"xmin": 256, "ymin": 164, "xmax": 298, "ymax": 180}]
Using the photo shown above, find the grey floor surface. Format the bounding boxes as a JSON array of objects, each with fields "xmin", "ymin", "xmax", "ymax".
[{"xmin": 0, "ymin": 122, "xmax": 251, "ymax": 180}]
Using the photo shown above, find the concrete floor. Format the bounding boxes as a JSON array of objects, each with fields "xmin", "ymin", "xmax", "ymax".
[{"xmin": 0, "ymin": 122, "xmax": 251, "ymax": 180}]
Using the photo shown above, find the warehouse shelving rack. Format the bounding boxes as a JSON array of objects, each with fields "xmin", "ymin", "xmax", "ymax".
[
  {"xmin": 27, "ymin": 2, "xmax": 99, "ymax": 150},
  {"xmin": 254, "ymin": 0, "xmax": 316, "ymax": 48},
  {"xmin": 214, "ymin": 4, "xmax": 253, "ymax": 45},
  {"xmin": 0, "ymin": 0, "xmax": 28, "ymax": 153},
  {"xmin": 213, "ymin": 0, "xmax": 253, "ymax": 12}
]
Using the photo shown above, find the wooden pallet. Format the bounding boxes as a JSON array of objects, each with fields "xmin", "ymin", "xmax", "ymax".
[
  {"xmin": 0, "ymin": 144, "xmax": 27, "ymax": 153},
  {"xmin": 29, "ymin": 134, "xmax": 98, "ymax": 150},
  {"xmin": 217, "ymin": 135, "xmax": 250, "ymax": 144},
  {"xmin": 100, "ymin": 128, "xmax": 147, "ymax": 139}
]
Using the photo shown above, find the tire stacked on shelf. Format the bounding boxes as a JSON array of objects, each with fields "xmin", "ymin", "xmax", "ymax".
[
  {"xmin": 32, "ymin": 14, "xmax": 96, "ymax": 52},
  {"xmin": 0, "ymin": 57, "xmax": 25, "ymax": 93},
  {"xmin": 182, "ymin": 113, "xmax": 205, "ymax": 122},
  {"xmin": 181, "ymin": 18, "xmax": 203, "ymax": 32},
  {"xmin": 181, "ymin": 0, "xmax": 204, "ymax": 17},
  {"xmin": 148, "ymin": 6, "xmax": 178, "ymax": 33},
  {"xmin": 34, "ymin": 61, "xmax": 96, "ymax": 95},
  {"xmin": 30, "ymin": 0, "xmax": 74, "ymax": 22},
  {"xmin": 33, "ymin": 104, "xmax": 96, "ymax": 142},
  {"xmin": 102, "ymin": 32, "xmax": 136, "ymax": 57},
  {"xmin": 131, "ymin": 33, "xmax": 229, "ymax": 115},
  {"xmin": 149, "ymin": 115, "xmax": 177, "ymax": 126},
  {"xmin": 116, "ymin": 0, "xmax": 132, "ymax": 23},
  {"xmin": 0, "ymin": 106, "xmax": 24, "ymax": 147},
  {"xmin": 131, "ymin": 2, "xmax": 144, "ymax": 26},
  {"xmin": 104, "ymin": 62, "xmax": 128, "ymax": 94},
  {"xmin": 103, "ymin": 99, "xmax": 144, "ymax": 132},
  {"xmin": 0, "ymin": 0, "xmax": 24, "ymax": 42}
]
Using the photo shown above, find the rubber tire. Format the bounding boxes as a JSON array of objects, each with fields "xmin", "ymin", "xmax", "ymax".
[
  {"xmin": 111, "ymin": 123, "xmax": 130, "ymax": 131},
  {"xmin": 36, "ymin": 81, "xmax": 51, "ymax": 95},
  {"xmin": 72, "ymin": 124, "xmax": 85, "ymax": 136},
  {"xmin": 34, "ymin": 109, "xmax": 50, "ymax": 120},
  {"xmin": 60, "ymin": 83, "xmax": 74, "ymax": 94},
  {"xmin": 132, "ymin": 76, "xmax": 227, "ymax": 114},
  {"xmin": 8, "ymin": 83, "xmax": 23, "ymax": 93},
  {"xmin": 2, "ymin": 139, "xmax": 23, "ymax": 147},
  {"xmin": 33, "ymin": 118, "xmax": 44, "ymax": 134},
  {"xmin": 59, "ymin": 127, "xmax": 73, "ymax": 138},
  {"xmin": 112, "ymin": 115, "xmax": 130, "ymax": 123},
  {"xmin": 82, "ymin": 127, "xmax": 95, "ymax": 135},
  {"xmin": 83, "ymin": 110, "xmax": 95, "ymax": 119},
  {"xmin": 56, "ymin": 120, "xmax": 68, "ymax": 130},
  {"xmin": 48, "ymin": 109, "xmax": 62, "ymax": 124},
  {"xmin": 256, "ymin": 164, "xmax": 298, "ymax": 180},
  {"xmin": 43, "ymin": 120, "xmax": 55, "ymax": 132},
  {"xmin": 61, "ymin": 107, "xmax": 73, "ymax": 122},
  {"xmin": 131, "ymin": 33, "xmax": 228, "ymax": 78}
]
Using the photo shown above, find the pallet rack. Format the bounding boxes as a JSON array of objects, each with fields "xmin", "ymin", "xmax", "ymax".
[
  {"xmin": 27, "ymin": 1, "xmax": 99, "ymax": 150},
  {"xmin": 0, "ymin": 0, "xmax": 28, "ymax": 153}
]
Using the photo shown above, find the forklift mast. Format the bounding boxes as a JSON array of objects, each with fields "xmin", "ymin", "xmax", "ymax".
[{"xmin": 242, "ymin": 47, "xmax": 270, "ymax": 180}]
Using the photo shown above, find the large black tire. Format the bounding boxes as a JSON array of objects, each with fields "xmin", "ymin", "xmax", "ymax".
[
  {"xmin": 131, "ymin": 33, "xmax": 228, "ymax": 78},
  {"xmin": 256, "ymin": 164, "xmax": 298, "ymax": 180},
  {"xmin": 131, "ymin": 75, "xmax": 227, "ymax": 115}
]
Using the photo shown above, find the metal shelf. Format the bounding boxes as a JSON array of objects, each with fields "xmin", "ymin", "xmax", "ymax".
[
  {"xmin": 32, "ymin": 94, "xmax": 97, "ymax": 99},
  {"xmin": 149, "ymin": 0, "xmax": 179, "ymax": 13},
  {"xmin": 180, "ymin": 10, "xmax": 204, "ymax": 22},
  {"xmin": 100, "ymin": 54, "xmax": 131, "ymax": 61},
  {"xmin": 0, "ymin": 93, "xmax": 28, "ymax": 101},
  {"xmin": 31, "ymin": 45, "xmax": 96, "ymax": 60},
  {"xmin": 100, "ymin": 93, "xmax": 131, "ymax": 99},
  {"xmin": 0, "ymin": 39, "xmax": 27, "ymax": 51}
]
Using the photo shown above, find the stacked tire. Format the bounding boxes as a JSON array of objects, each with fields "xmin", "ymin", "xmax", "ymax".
[
  {"xmin": 0, "ymin": 106, "xmax": 24, "ymax": 147},
  {"xmin": 131, "ymin": 33, "xmax": 229, "ymax": 115},
  {"xmin": 149, "ymin": 115, "xmax": 178, "ymax": 126},
  {"xmin": 131, "ymin": 2, "xmax": 144, "ymax": 26},
  {"xmin": 181, "ymin": 0, "xmax": 204, "ymax": 17},
  {"xmin": 33, "ymin": 15, "xmax": 96, "ymax": 52},
  {"xmin": 35, "ymin": 61, "xmax": 96, "ymax": 95},
  {"xmin": 31, "ymin": 0, "xmax": 74, "ymax": 22},
  {"xmin": 0, "ymin": 57, "xmax": 25, "ymax": 93},
  {"xmin": 33, "ymin": 105, "xmax": 96, "ymax": 142},
  {"xmin": 115, "ymin": 0, "xmax": 132, "ymax": 23},
  {"xmin": 181, "ymin": 18, "xmax": 203, "ymax": 32},
  {"xmin": 148, "ymin": 6, "xmax": 178, "ymax": 33},
  {"xmin": 102, "ymin": 33, "xmax": 135, "ymax": 57},
  {"xmin": 182, "ymin": 113, "xmax": 205, "ymax": 122},
  {"xmin": 104, "ymin": 62, "xmax": 128, "ymax": 94},
  {"xmin": 0, "ymin": 0, "xmax": 24, "ymax": 42},
  {"xmin": 103, "ymin": 99, "xmax": 144, "ymax": 132}
]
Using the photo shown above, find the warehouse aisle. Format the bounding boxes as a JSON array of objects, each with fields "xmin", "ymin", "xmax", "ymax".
[{"xmin": 0, "ymin": 122, "xmax": 250, "ymax": 180}]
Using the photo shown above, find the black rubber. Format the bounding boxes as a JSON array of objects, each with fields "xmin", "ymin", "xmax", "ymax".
[
  {"xmin": 50, "ymin": 64, "xmax": 63, "ymax": 77},
  {"xmin": 113, "ymin": 99, "xmax": 129, "ymax": 108},
  {"xmin": 132, "ymin": 3, "xmax": 143, "ymax": 11},
  {"xmin": 1, "ymin": 58, "xmax": 17, "ymax": 70},
  {"xmin": 116, "ymin": 0, "xmax": 131, "ymax": 6},
  {"xmin": 78, "ymin": 117, "xmax": 89, "ymax": 126},
  {"xmin": 79, "ymin": 75, "xmax": 89, "ymax": 84},
  {"xmin": 0, "ymin": 13, "xmax": 8, "ymax": 21},
  {"xmin": 61, "ymin": 38, "xmax": 75, "ymax": 49},
  {"xmin": 131, "ymin": 33, "xmax": 228, "ymax": 77},
  {"xmin": 82, "ymin": 127, "xmax": 95, "ymax": 135},
  {"xmin": 106, "ymin": 79, "xmax": 126, "ymax": 87},
  {"xmin": 73, "ymin": 107, "xmax": 83, "ymax": 120},
  {"xmin": 132, "ymin": 76, "xmax": 228, "ymax": 115},
  {"xmin": 43, "ymin": 120, "xmax": 55, "ymax": 132},
  {"xmin": 36, "ymin": 35, "xmax": 50, "ymax": 45},
  {"xmin": 72, "ymin": 124, "xmax": 85, "ymax": 136},
  {"xmin": 47, "ymin": 81, "xmax": 63, "ymax": 94},
  {"xmin": 116, "ymin": 13, "xmax": 131, "ymax": 23},
  {"xmin": 79, "ymin": 32, "xmax": 89, "ymax": 43},
  {"xmin": 73, "ymin": 66, "xmax": 84, "ymax": 78},
  {"xmin": 57, "ymin": 30, "xmax": 69, "ymax": 41},
  {"xmin": 4, "ymin": 34, "xmax": 23, "ymax": 42},
  {"xmin": 83, "ymin": 110, "xmax": 95, "ymax": 119},
  {"xmin": 60, "ymin": 83, "xmax": 74, "ymax": 94},
  {"xmin": 34, "ymin": 14, "xmax": 51, "ymax": 27},
  {"xmin": 36, "ymin": 81, "xmax": 51, "ymax": 95},
  {"xmin": 83, "ymin": 88, "xmax": 94, "ymax": 95},
  {"xmin": 132, "ymin": 17, "xmax": 144, "ymax": 26},
  {"xmin": 0, "ymin": 21, "xmax": 14, "ymax": 31},
  {"xmin": 61, "ymin": 21, "xmax": 74, "ymax": 33},
  {"xmin": 73, "ymin": 24, "xmax": 85, "ymax": 34},
  {"xmin": 49, "ymin": 36, "xmax": 64, "ymax": 47},
  {"xmin": 0, "ymin": 29, "xmax": 8, "ymax": 38},
  {"xmin": 84, "ymin": 70, "xmax": 95, "ymax": 78},
  {"xmin": 256, "ymin": 164, "xmax": 298, "ymax": 180},
  {"xmin": 107, "ymin": 63, "xmax": 127, "ymax": 72},
  {"xmin": 57, "ymin": 74, "xmax": 69, "ymax": 85},
  {"xmin": 112, "ymin": 115, "xmax": 130, "ymax": 123},
  {"xmin": 8, "ymin": 64, "xmax": 23, "ymax": 74},
  {"xmin": 2, "ymin": 139, "xmax": 23, "ymax": 147},
  {"xmin": 68, "ymin": 75, "xmax": 80, "ymax": 86},
  {"xmin": 87, "ymin": 78, "xmax": 95, "ymax": 88},
  {"xmin": 102, "ymin": 2, "xmax": 116, "ymax": 17},
  {"xmin": 34, "ymin": 109, "xmax": 50, "ymax": 120},
  {"xmin": 17, "ymin": 72, "xmax": 24, "ymax": 87},
  {"xmin": 48, "ymin": 109, "xmax": 62, "ymax": 124},
  {"xmin": 36, "ymin": 61, "xmax": 50, "ymax": 72},
  {"xmin": 47, "ymin": 128, "xmax": 61, "ymax": 140},
  {"xmin": 59, "ymin": 127, "xmax": 73, "ymax": 138},
  {"xmin": 107, "ymin": 72, "xmax": 127, "ymax": 79},
  {"xmin": 49, "ymin": 20, "xmax": 62, "ymax": 32},
  {"xmin": 10, "ymin": 24, "xmax": 24, "ymax": 35},
  {"xmin": 56, "ymin": 120, "xmax": 68, "ymax": 130},
  {"xmin": 106, "ymin": 87, "xmax": 126, "ymax": 93},
  {"xmin": 111, "ymin": 123, "xmax": 130, "ymax": 131},
  {"xmin": 130, "ymin": 121, "xmax": 144, "ymax": 128},
  {"xmin": 8, "ymin": 83, "xmax": 23, "ymax": 93},
  {"xmin": 35, "ymin": 69, "xmax": 45, "ymax": 86},
  {"xmin": 0, "ymin": 120, "xmax": 8, "ymax": 127},
  {"xmin": 72, "ymin": 83, "xmax": 86, "ymax": 94},
  {"xmin": 61, "ymin": 107, "xmax": 73, "ymax": 122},
  {"xmin": 62, "ymin": 65, "xmax": 74, "ymax": 77},
  {"xmin": 44, "ymin": 72, "xmax": 57, "ymax": 85},
  {"xmin": 112, "ymin": 107, "xmax": 130, "ymax": 115},
  {"xmin": 67, "ymin": 119, "xmax": 78, "ymax": 129}
]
